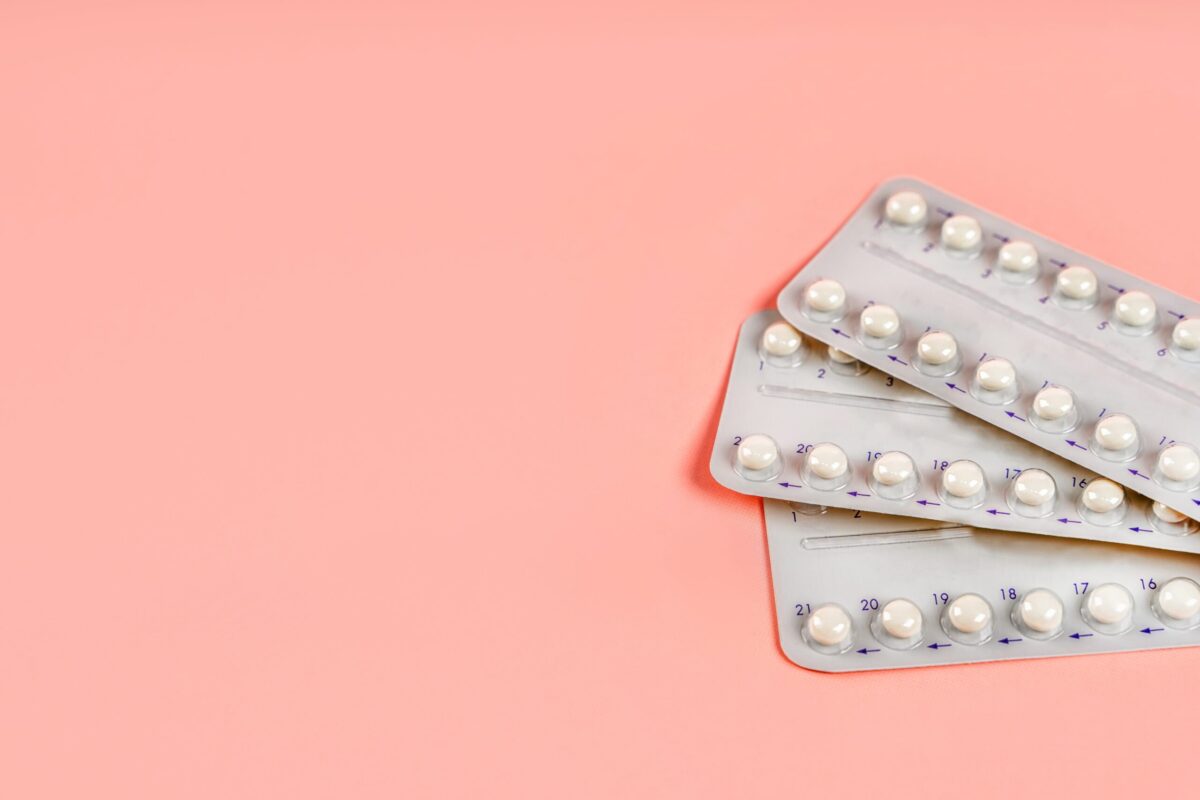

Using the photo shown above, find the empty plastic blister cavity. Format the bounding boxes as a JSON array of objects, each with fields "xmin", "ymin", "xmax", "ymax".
[
  {"xmin": 1152, "ymin": 578, "xmax": 1200, "ymax": 630},
  {"xmin": 868, "ymin": 451, "xmax": 918, "ymax": 500},
  {"xmin": 802, "ymin": 603, "xmax": 856, "ymax": 655},
  {"xmin": 970, "ymin": 357, "xmax": 1018, "ymax": 405},
  {"xmin": 857, "ymin": 303, "xmax": 903, "ymax": 351},
  {"xmin": 913, "ymin": 330, "xmax": 961, "ymax": 377},
  {"xmin": 1053, "ymin": 265, "xmax": 1100, "ymax": 311},
  {"xmin": 802, "ymin": 278, "xmax": 846, "ymax": 323},
  {"xmin": 734, "ymin": 433, "xmax": 783, "ymax": 482},
  {"xmin": 1081, "ymin": 583, "xmax": 1135, "ymax": 635},
  {"xmin": 801, "ymin": 442, "xmax": 852, "ymax": 491},
  {"xmin": 1111, "ymin": 290, "xmax": 1158, "ymax": 337},
  {"xmin": 937, "ymin": 459, "xmax": 987, "ymax": 509},
  {"xmin": 1007, "ymin": 469, "xmax": 1057, "ymax": 518},
  {"xmin": 940, "ymin": 593, "xmax": 994, "ymax": 646},
  {"xmin": 1028, "ymin": 384, "xmax": 1079, "ymax": 433},
  {"xmin": 1091, "ymin": 412, "xmax": 1140, "ymax": 462},
  {"xmin": 758, "ymin": 321, "xmax": 807, "ymax": 368},
  {"xmin": 1077, "ymin": 478, "xmax": 1127, "ymax": 527},
  {"xmin": 870, "ymin": 598, "xmax": 924, "ymax": 650},
  {"xmin": 1012, "ymin": 588, "xmax": 1064, "ymax": 641},
  {"xmin": 1154, "ymin": 443, "xmax": 1200, "ymax": 493},
  {"xmin": 825, "ymin": 344, "xmax": 869, "ymax": 376}
]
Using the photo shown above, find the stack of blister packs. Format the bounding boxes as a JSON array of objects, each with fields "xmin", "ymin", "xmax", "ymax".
[{"xmin": 709, "ymin": 178, "xmax": 1200, "ymax": 671}]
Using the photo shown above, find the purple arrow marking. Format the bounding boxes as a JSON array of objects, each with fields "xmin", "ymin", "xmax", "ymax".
[
  {"xmin": 1141, "ymin": 627, "xmax": 1165, "ymax": 634},
  {"xmin": 927, "ymin": 642, "xmax": 952, "ymax": 650},
  {"xmin": 1005, "ymin": 411, "xmax": 1026, "ymax": 422},
  {"xmin": 887, "ymin": 355, "xmax": 908, "ymax": 366},
  {"xmin": 778, "ymin": 482, "xmax": 803, "ymax": 489},
  {"xmin": 1169, "ymin": 310, "xmax": 1185, "ymax": 319},
  {"xmin": 998, "ymin": 637, "xmax": 1022, "ymax": 644},
  {"xmin": 1057, "ymin": 518, "xmax": 1082, "ymax": 524},
  {"xmin": 1069, "ymin": 632, "xmax": 1094, "ymax": 639},
  {"xmin": 986, "ymin": 509, "xmax": 1011, "ymax": 516},
  {"xmin": 846, "ymin": 490, "xmax": 870, "ymax": 497},
  {"xmin": 1107, "ymin": 284, "xmax": 1125, "ymax": 293},
  {"xmin": 1128, "ymin": 469, "xmax": 1151, "ymax": 480},
  {"xmin": 1065, "ymin": 439, "xmax": 1087, "ymax": 450},
  {"xmin": 945, "ymin": 383, "xmax": 967, "ymax": 393},
  {"xmin": 1129, "ymin": 526, "xmax": 1153, "ymax": 533},
  {"xmin": 916, "ymin": 499, "xmax": 941, "ymax": 506},
  {"xmin": 856, "ymin": 648, "xmax": 880, "ymax": 655},
  {"xmin": 830, "ymin": 328, "xmax": 851, "ymax": 339}
]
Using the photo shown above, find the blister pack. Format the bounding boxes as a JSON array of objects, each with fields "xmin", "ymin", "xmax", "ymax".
[
  {"xmin": 765, "ymin": 500, "xmax": 1200, "ymax": 672},
  {"xmin": 776, "ymin": 177, "xmax": 1200, "ymax": 522},
  {"xmin": 711, "ymin": 311, "xmax": 1200, "ymax": 551}
]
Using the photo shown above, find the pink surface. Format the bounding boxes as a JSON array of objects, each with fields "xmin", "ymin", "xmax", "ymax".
[{"xmin": 3, "ymin": 1, "xmax": 1200, "ymax": 796}]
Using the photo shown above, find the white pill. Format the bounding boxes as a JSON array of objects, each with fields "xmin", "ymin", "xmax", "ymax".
[
  {"xmin": 917, "ymin": 331, "xmax": 957, "ymax": 365},
  {"xmin": 736, "ymin": 434, "xmax": 779, "ymax": 471},
  {"xmin": 1082, "ymin": 478, "xmax": 1125, "ymax": 513},
  {"xmin": 805, "ymin": 279, "xmax": 846, "ymax": 313},
  {"xmin": 761, "ymin": 322, "xmax": 802, "ymax": 356},
  {"xmin": 860, "ymin": 304, "xmax": 900, "ymax": 338},
  {"xmin": 1032, "ymin": 386, "xmax": 1074, "ymax": 421},
  {"xmin": 1114, "ymin": 290, "xmax": 1157, "ymax": 327},
  {"xmin": 808, "ymin": 443, "xmax": 849, "ymax": 480},
  {"xmin": 1095, "ymin": 414, "xmax": 1138, "ymax": 451},
  {"xmin": 1014, "ymin": 469, "xmax": 1056, "ymax": 506},
  {"xmin": 976, "ymin": 358, "xmax": 1016, "ymax": 391},
  {"xmin": 947, "ymin": 594, "xmax": 992, "ymax": 634},
  {"xmin": 941, "ymin": 214, "xmax": 982, "ymax": 251},
  {"xmin": 1157, "ymin": 578, "xmax": 1200, "ymax": 621},
  {"xmin": 827, "ymin": 346, "xmax": 858, "ymax": 365},
  {"xmin": 1018, "ymin": 589, "xmax": 1063, "ymax": 633},
  {"xmin": 997, "ymin": 240, "xmax": 1038, "ymax": 273},
  {"xmin": 872, "ymin": 452, "xmax": 914, "ymax": 486},
  {"xmin": 884, "ymin": 190, "xmax": 927, "ymax": 226},
  {"xmin": 1173, "ymin": 318, "xmax": 1200, "ymax": 350},
  {"xmin": 880, "ymin": 599, "xmax": 923, "ymax": 639},
  {"xmin": 1056, "ymin": 265, "xmax": 1098, "ymax": 300},
  {"xmin": 806, "ymin": 604, "xmax": 852, "ymax": 647},
  {"xmin": 1159, "ymin": 444, "xmax": 1200, "ymax": 482},
  {"xmin": 1086, "ymin": 583, "xmax": 1133, "ymax": 626},
  {"xmin": 1152, "ymin": 502, "xmax": 1189, "ymax": 524},
  {"xmin": 943, "ymin": 460, "xmax": 984, "ymax": 498}
]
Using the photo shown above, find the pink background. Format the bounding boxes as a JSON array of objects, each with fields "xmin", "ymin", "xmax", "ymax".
[{"xmin": 3, "ymin": 1, "xmax": 1200, "ymax": 796}]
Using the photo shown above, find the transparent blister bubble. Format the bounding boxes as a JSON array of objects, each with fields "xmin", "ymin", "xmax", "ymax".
[
  {"xmin": 1110, "ymin": 290, "xmax": 1158, "ymax": 337},
  {"xmin": 1028, "ymin": 383, "xmax": 1080, "ymax": 434},
  {"xmin": 969, "ymin": 357, "xmax": 1018, "ymax": 405},
  {"xmin": 1080, "ymin": 583, "xmax": 1135, "ymax": 636},
  {"xmin": 733, "ymin": 433, "xmax": 783, "ymax": 482},
  {"xmin": 996, "ymin": 240, "xmax": 1040, "ymax": 286},
  {"xmin": 825, "ymin": 345, "xmax": 869, "ymax": 377},
  {"xmin": 940, "ymin": 593, "xmax": 994, "ymax": 646},
  {"xmin": 1052, "ymin": 265, "xmax": 1099, "ymax": 311},
  {"xmin": 870, "ymin": 598, "xmax": 925, "ymax": 650},
  {"xmin": 1090, "ymin": 412, "xmax": 1140, "ymax": 463},
  {"xmin": 868, "ymin": 451, "xmax": 919, "ymax": 500},
  {"xmin": 1153, "ymin": 443, "xmax": 1200, "ymax": 493},
  {"xmin": 912, "ymin": 330, "xmax": 961, "ymax": 378},
  {"xmin": 937, "ymin": 459, "xmax": 987, "ymax": 509},
  {"xmin": 857, "ymin": 303, "xmax": 903, "ymax": 351},
  {"xmin": 1152, "ymin": 578, "xmax": 1200, "ymax": 630},
  {"xmin": 1011, "ymin": 588, "xmax": 1064, "ymax": 641},
  {"xmin": 1006, "ymin": 469, "xmax": 1057, "ymax": 518},
  {"xmin": 939, "ymin": 215, "xmax": 983, "ymax": 259},
  {"xmin": 801, "ymin": 278, "xmax": 847, "ymax": 323},
  {"xmin": 1149, "ymin": 502, "xmax": 1198, "ymax": 537},
  {"xmin": 1077, "ymin": 478, "xmax": 1128, "ymax": 527},
  {"xmin": 802, "ymin": 603, "xmax": 856, "ymax": 655},
  {"xmin": 800, "ymin": 443, "xmax": 852, "ymax": 492},
  {"xmin": 758, "ymin": 321, "xmax": 807, "ymax": 368}
]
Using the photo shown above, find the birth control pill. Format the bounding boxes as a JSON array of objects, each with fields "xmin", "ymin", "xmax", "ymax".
[
  {"xmin": 1173, "ymin": 318, "xmax": 1200, "ymax": 351},
  {"xmin": 1085, "ymin": 583, "xmax": 1133, "ymax": 627},
  {"xmin": 879, "ymin": 599, "xmax": 923, "ymax": 639},
  {"xmin": 872, "ymin": 452, "xmax": 914, "ymax": 486},
  {"xmin": 884, "ymin": 190, "xmax": 927, "ymax": 226},
  {"xmin": 917, "ymin": 331, "xmax": 957, "ymax": 366},
  {"xmin": 805, "ymin": 279, "xmax": 846, "ymax": 313},
  {"xmin": 946, "ymin": 594, "xmax": 992, "ymax": 634},
  {"xmin": 1056, "ymin": 265, "xmax": 1098, "ymax": 301},
  {"xmin": 1032, "ymin": 385, "xmax": 1074, "ymax": 421},
  {"xmin": 1094, "ymin": 413, "xmax": 1138, "ymax": 452},
  {"xmin": 941, "ymin": 214, "xmax": 982, "ymax": 252},
  {"xmin": 1155, "ymin": 578, "xmax": 1200, "ymax": 622},
  {"xmin": 827, "ymin": 346, "xmax": 858, "ymax": 365},
  {"xmin": 736, "ymin": 434, "xmax": 779, "ymax": 472},
  {"xmin": 761, "ymin": 322, "xmax": 803, "ymax": 357},
  {"xmin": 806, "ymin": 604, "xmax": 852, "ymax": 647},
  {"xmin": 1013, "ymin": 469, "xmax": 1056, "ymax": 506},
  {"xmin": 942, "ymin": 460, "xmax": 984, "ymax": 498},
  {"xmin": 1158, "ymin": 444, "xmax": 1200, "ymax": 482},
  {"xmin": 1016, "ymin": 589, "xmax": 1063, "ymax": 635},
  {"xmin": 1153, "ymin": 502, "xmax": 1189, "ymax": 524},
  {"xmin": 997, "ymin": 240, "xmax": 1038, "ymax": 273},
  {"xmin": 1082, "ymin": 479, "xmax": 1125, "ymax": 513},
  {"xmin": 976, "ymin": 358, "xmax": 1015, "ymax": 391},
  {"xmin": 807, "ymin": 443, "xmax": 849, "ymax": 480},
  {"xmin": 1114, "ymin": 290, "xmax": 1157, "ymax": 328},
  {"xmin": 860, "ymin": 304, "xmax": 900, "ymax": 338}
]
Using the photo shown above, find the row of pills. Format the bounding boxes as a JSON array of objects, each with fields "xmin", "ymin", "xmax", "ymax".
[
  {"xmin": 883, "ymin": 189, "xmax": 1200, "ymax": 348},
  {"xmin": 796, "ymin": 282, "xmax": 1200, "ymax": 494},
  {"xmin": 736, "ymin": 434, "xmax": 1195, "ymax": 533},
  {"xmin": 803, "ymin": 578, "xmax": 1200, "ymax": 655}
]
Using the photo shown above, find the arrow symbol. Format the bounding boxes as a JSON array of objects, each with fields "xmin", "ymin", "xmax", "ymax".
[
  {"xmin": 998, "ymin": 637, "xmax": 1023, "ymax": 644},
  {"xmin": 777, "ymin": 482, "xmax": 804, "ymax": 489},
  {"xmin": 1193, "ymin": 499, "xmax": 1200, "ymax": 506},
  {"xmin": 1107, "ymin": 284, "xmax": 1125, "ymax": 293},
  {"xmin": 916, "ymin": 499, "xmax": 941, "ymax": 506},
  {"xmin": 1049, "ymin": 258, "xmax": 1067, "ymax": 267},
  {"xmin": 1069, "ymin": 632, "xmax": 1094, "ymax": 639},
  {"xmin": 986, "ymin": 508, "xmax": 1011, "ymax": 516},
  {"xmin": 847, "ymin": 490, "xmax": 871, "ymax": 497},
  {"xmin": 1141, "ymin": 627, "xmax": 1165, "ymax": 634},
  {"xmin": 992, "ymin": 233, "xmax": 1010, "ymax": 242},
  {"xmin": 946, "ymin": 382, "xmax": 967, "ymax": 393},
  {"xmin": 1169, "ymin": 310, "xmax": 1185, "ymax": 319},
  {"xmin": 857, "ymin": 647, "xmax": 881, "ymax": 655},
  {"xmin": 1129, "ymin": 526, "xmax": 1153, "ymax": 533},
  {"xmin": 887, "ymin": 355, "xmax": 909, "ymax": 366},
  {"xmin": 1065, "ymin": 439, "xmax": 1087, "ymax": 450},
  {"xmin": 927, "ymin": 642, "xmax": 952, "ymax": 650},
  {"xmin": 1058, "ymin": 518, "xmax": 1083, "ymax": 524},
  {"xmin": 935, "ymin": 207, "xmax": 953, "ymax": 217},
  {"xmin": 1005, "ymin": 411, "xmax": 1026, "ymax": 422},
  {"xmin": 830, "ymin": 328, "xmax": 851, "ymax": 339},
  {"xmin": 1128, "ymin": 469, "xmax": 1150, "ymax": 480}
]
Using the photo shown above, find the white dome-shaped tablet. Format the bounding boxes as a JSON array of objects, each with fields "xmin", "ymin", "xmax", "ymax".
[
  {"xmin": 827, "ymin": 346, "xmax": 858, "ymax": 365},
  {"xmin": 947, "ymin": 594, "xmax": 991, "ymax": 634},
  {"xmin": 997, "ymin": 240, "xmax": 1038, "ymax": 273},
  {"xmin": 860, "ymin": 305, "xmax": 900, "ymax": 338},
  {"xmin": 807, "ymin": 443, "xmax": 849, "ymax": 480},
  {"xmin": 1018, "ymin": 589, "xmax": 1063, "ymax": 634},
  {"xmin": 806, "ymin": 604, "xmax": 852, "ymax": 647},
  {"xmin": 1153, "ymin": 502, "xmax": 1189, "ymax": 524},
  {"xmin": 872, "ymin": 452, "xmax": 914, "ymax": 486},
  {"xmin": 1114, "ymin": 291, "xmax": 1157, "ymax": 327},
  {"xmin": 885, "ymin": 190, "xmax": 927, "ymax": 226},
  {"xmin": 1158, "ymin": 444, "xmax": 1200, "ymax": 482},
  {"xmin": 1032, "ymin": 386, "xmax": 1074, "ymax": 421},
  {"xmin": 942, "ymin": 460, "xmax": 984, "ymax": 498},
  {"xmin": 736, "ymin": 434, "xmax": 779, "ymax": 471},
  {"xmin": 1082, "ymin": 478, "xmax": 1125, "ymax": 513},
  {"xmin": 761, "ymin": 322, "xmax": 802, "ymax": 356},
  {"xmin": 976, "ymin": 358, "xmax": 1016, "ymax": 391},
  {"xmin": 1086, "ymin": 583, "xmax": 1133, "ymax": 626},
  {"xmin": 1173, "ymin": 318, "xmax": 1200, "ymax": 351},
  {"xmin": 917, "ymin": 331, "xmax": 957, "ymax": 365},
  {"xmin": 1157, "ymin": 578, "xmax": 1200, "ymax": 621},
  {"xmin": 941, "ymin": 214, "xmax": 982, "ymax": 251},
  {"xmin": 805, "ymin": 279, "xmax": 846, "ymax": 313},
  {"xmin": 1095, "ymin": 414, "xmax": 1138, "ymax": 451},
  {"xmin": 1056, "ymin": 265, "xmax": 1098, "ymax": 300},
  {"xmin": 1014, "ymin": 469, "xmax": 1056, "ymax": 506},
  {"xmin": 880, "ymin": 599, "xmax": 923, "ymax": 639}
]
